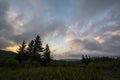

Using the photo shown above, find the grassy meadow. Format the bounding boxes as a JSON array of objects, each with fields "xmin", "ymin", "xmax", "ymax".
[
  {"xmin": 0, "ymin": 62, "xmax": 120, "ymax": 80},
  {"xmin": 0, "ymin": 50, "xmax": 120, "ymax": 80}
]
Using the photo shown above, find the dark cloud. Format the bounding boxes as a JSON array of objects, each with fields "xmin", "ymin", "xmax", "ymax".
[
  {"xmin": 0, "ymin": 0, "xmax": 120, "ymax": 59},
  {"xmin": 73, "ymin": 0, "xmax": 120, "ymax": 21},
  {"xmin": 13, "ymin": 15, "xmax": 67, "ymax": 43},
  {"xmin": 0, "ymin": 0, "xmax": 10, "ymax": 30},
  {"xmin": 66, "ymin": 0, "xmax": 120, "ymax": 58},
  {"xmin": 0, "ymin": 37, "xmax": 11, "ymax": 48},
  {"xmin": 102, "ymin": 35, "xmax": 120, "ymax": 53},
  {"xmin": 0, "ymin": 0, "xmax": 66, "ymax": 48},
  {"xmin": 0, "ymin": 1, "xmax": 15, "ymax": 48},
  {"xmin": 70, "ymin": 32, "xmax": 120, "ymax": 56}
]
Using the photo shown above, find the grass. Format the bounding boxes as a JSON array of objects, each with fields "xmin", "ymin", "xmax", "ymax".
[{"xmin": 0, "ymin": 66, "xmax": 119, "ymax": 80}]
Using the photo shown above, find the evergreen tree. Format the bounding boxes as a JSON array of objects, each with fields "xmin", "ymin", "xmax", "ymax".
[
  {"xmin": 43, "ymin": 44, "xmax": 52, "ymax": 65},
  {"xmin": 81, "ymin": 55, "xmax": 85, "ymax": 64},
  {"xmin": 88, "ymin": 56, "xmax": 91, "ymax": 63},
  {"xmin": 33, "ymin": 35, "xmax": 44, "ymax": 59},
  {"xmin": 17, "ymin": 41, "xmax": 26, "ymax": 64},
  {"xmin": 44, "ymin": 44, "xmax": 51, "ymax": 59},
  {"xmin": 16, "ymin": 35, "xmax": 52, "ymax": 66},
  {"xmin": 85, "ymin": 55, "xmax": 89, "ymax": 64},
  {"xmin": 27, "ymin": 40, "xmax": 34, "ymax": 57}
]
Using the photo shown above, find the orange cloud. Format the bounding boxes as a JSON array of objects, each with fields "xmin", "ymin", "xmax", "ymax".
[
  {"xmin": 70, "ymin": 42, "xmax": 84, "ymax": 52},
  {"xmin": 5, "ymin": 45, "xmax": 19, "ymax": 52},
  {"xmin": 106, "ymin": 30, "xmax": 120, "ymax": 36},
  {"xmin": 94, "ymin": 36, "xmax": 104, "ymax": 43}
]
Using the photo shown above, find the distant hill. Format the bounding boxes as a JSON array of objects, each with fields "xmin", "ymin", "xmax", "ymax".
[
  {"xmin": 0, "ymin": 50, "xmax": 17, "ymax": 57},
  {"xmin": 59, "ymin": 59, "xmax": 81, "ymax": 62}
]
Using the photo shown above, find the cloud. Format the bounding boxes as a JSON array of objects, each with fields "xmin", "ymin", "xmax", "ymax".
[
  {"xmin": 0, "ymin": 0, "xmax": 10, "ymax": 30},
  {"xmin": 0, "ymin": 0, "xmax": 120, "ymax": 59},
  {"xmin": 69, "ymin": 30, "xmax": 120, "ymax": 56},
  {"xmin": 72, "ymin": 0, "xmax": 120, "ymax": 22},
  {"xmin": 0, "ymin": 1, "xmax": 15, "ymax": 48},
  {"xmin": 0, "ymin": 0, "xmax": 25, "ymax": 49},
  {"xmin": 0, "ymin": 0, "xmax": 67, "ymax": 48},
  {"xmin": 13, "ymin": 15, "xmax": 67, "ymax": 42},
  {"xmin": 64, "ymin": 0, "xmax": 120, "ymax": 58}
]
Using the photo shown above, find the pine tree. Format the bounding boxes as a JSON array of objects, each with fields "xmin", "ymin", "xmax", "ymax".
[
  {"xmin": 44, "ymin": 44, "xmax": 51, "ymax": 59},
  {"xmin": 81, "ymin": 55, "xmax": 85, "ymax": 64},
  {"xmin": 27, "ymin": 40, "xmax": 34, "ymax": 57},
  {"xmin": 16, "ymin": 35, "xmax": 52, "ymax": 66},
  {"xmin": 33, "ymin": 35, "xmax": 44, "ymax": 59},
  {"xmin": 43, "ymin": 44, "xmax": 52, "ymax": 64},
  {"xmin": 17, "ymin": 41, "xmax": 26, "ymax": 64}
]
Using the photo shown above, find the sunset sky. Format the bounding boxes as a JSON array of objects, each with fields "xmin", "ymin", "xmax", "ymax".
[{"xmin": 0, "ymin": 0, "xmax": 120, "ymax": 59}]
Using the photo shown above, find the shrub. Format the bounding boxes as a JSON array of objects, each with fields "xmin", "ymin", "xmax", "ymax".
[
  {"xmin": 5, "ymin": 58, "xmax": 19, "ymax": 69},
  {"xmin": 21, "ymin": 60, "xmax": 41, "ymax": 68}
]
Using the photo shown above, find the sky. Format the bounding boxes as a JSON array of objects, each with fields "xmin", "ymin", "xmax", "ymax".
[{"xmin": 0, "ymin": 0, "xmax": 120, "ymax": 59}]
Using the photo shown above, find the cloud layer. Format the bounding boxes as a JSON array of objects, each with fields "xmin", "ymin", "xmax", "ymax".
[{"xmin": 0, "ymin": 0, "xmax": 120, "ymax": 59}]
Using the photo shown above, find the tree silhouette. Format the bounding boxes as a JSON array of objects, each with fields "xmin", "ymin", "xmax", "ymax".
[
  {"xmin": 17, "ymin": 41, "xmax": 26, "ymax": 64},
  {"xmin": 81, "ymin": 55, "xmax": 85, "ymax": 64},
  {"xmin": 43, "ymin": 44, "xmax": 51, "ymax": 62},
  {"xmin": 33, "ymin": 35, "xmax": 44, "ymax": 60},
  {"xmin": 27, "ymin": 40, "xmax": 34, "ymax": 57},
  {"xmin": 16, "ymin": 35, "xmax": 52, "ymax": 66},
  {"xmin": 81, "ymin": 55, "xmax": 91, "ymax": 64}
]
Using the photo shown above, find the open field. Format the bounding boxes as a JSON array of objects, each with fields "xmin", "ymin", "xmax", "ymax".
[{"xmin": 0, "ymin": 66, "xmax": 120, "ymax": 80}]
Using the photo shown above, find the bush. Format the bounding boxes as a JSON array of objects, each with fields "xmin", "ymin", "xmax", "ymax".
[
  {"xmin": 5, "ymin": 58, "xmax": 19, "ymax": 69},
  {"xmin": 21, "ymin": 60, "xmax": 41, "ymax": 68}
]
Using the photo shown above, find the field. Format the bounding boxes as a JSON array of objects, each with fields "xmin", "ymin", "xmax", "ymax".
[
  {"xmin": 0, "ymin": 66, "xmax": 120, "ymax": 80},
  {"xmin": 0, "ymin": 51, "xmax": 120, "ymax": 80}
]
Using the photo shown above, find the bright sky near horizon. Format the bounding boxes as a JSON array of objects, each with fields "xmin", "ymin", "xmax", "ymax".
[{"xmin": 0, "ymin": 0, "xmax": 120, "ymax": 59}]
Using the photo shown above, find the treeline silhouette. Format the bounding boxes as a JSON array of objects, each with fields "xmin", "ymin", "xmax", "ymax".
[
  {"xmin": 81, "ymin": 55, "xmax": 115, "ymax": 64},
  {"xmin": 16, "ymin": 35, "xmax": 52, "ymax": 66},
  {"xmin": 0, "ymin": 35, "xmax": 120, "ymax": 68}
]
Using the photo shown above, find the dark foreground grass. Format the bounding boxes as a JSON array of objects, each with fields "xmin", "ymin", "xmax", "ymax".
[{"xmin": 0, "ymin": 67, "xmax": 119, "ymax": 80}]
